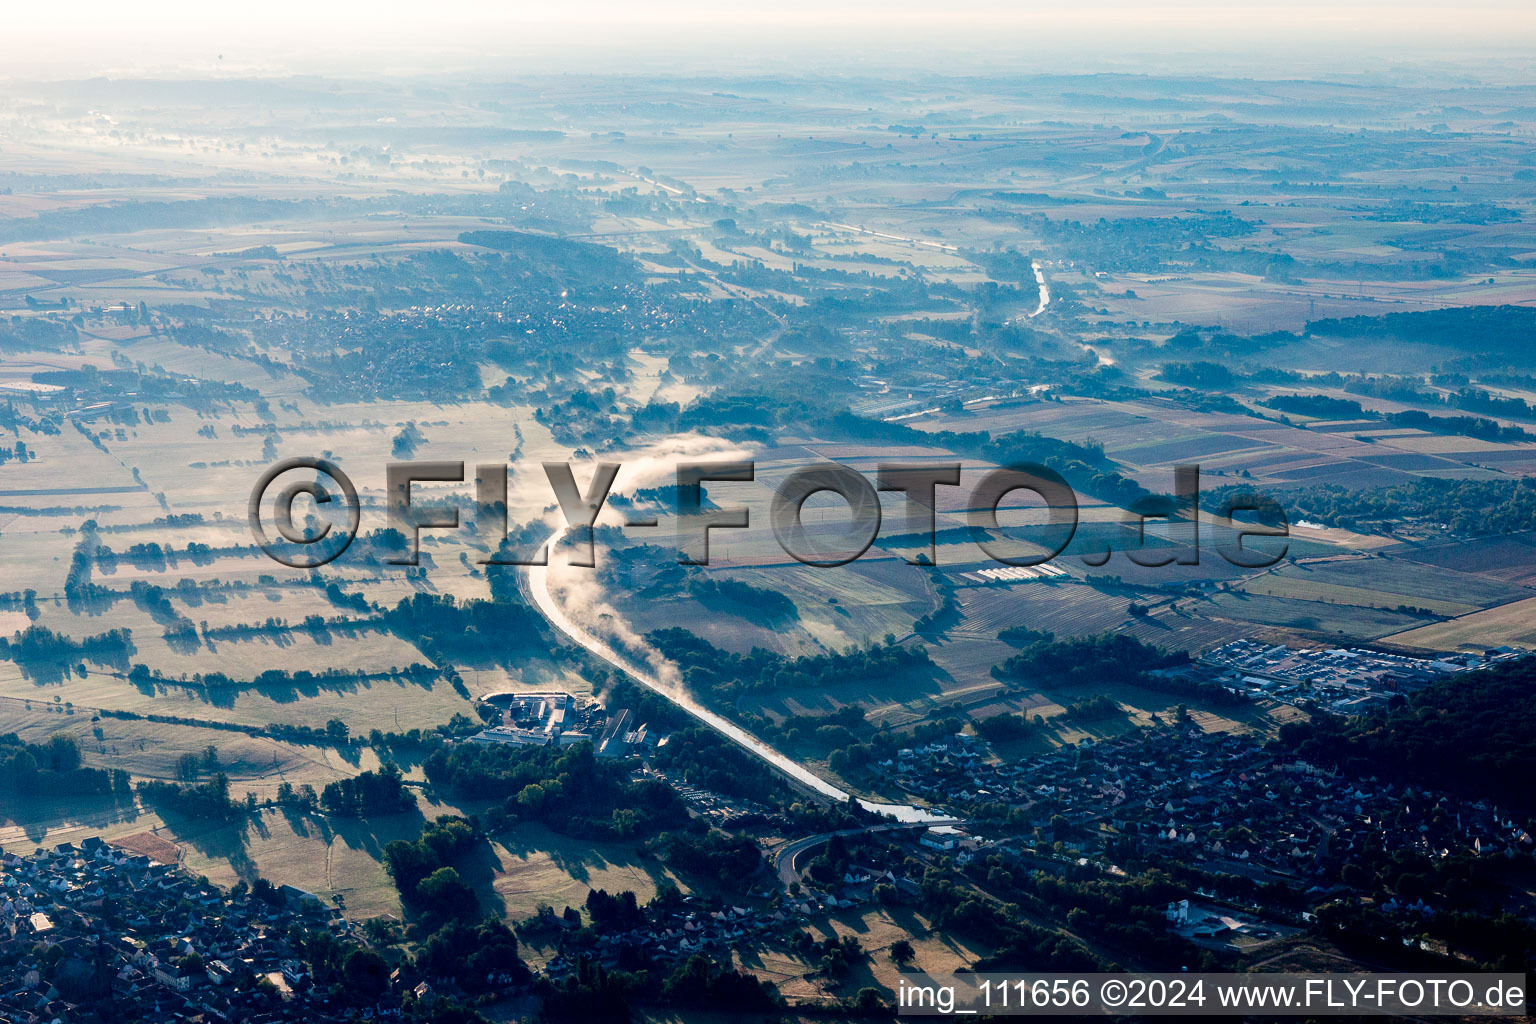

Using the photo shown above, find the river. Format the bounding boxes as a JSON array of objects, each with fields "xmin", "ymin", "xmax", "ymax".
[{"xmin": 1028, "ymin": 259, "xmax": 1051, "ymax": 317}]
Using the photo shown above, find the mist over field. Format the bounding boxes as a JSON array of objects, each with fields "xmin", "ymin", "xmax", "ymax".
[
  {"xmin": 6, "ymin": 0, "xmax": 1536, "ymax": 77},
  {"xmin": 2, "ymin": 5, "xmax": 1536, "ymax": 1020}
]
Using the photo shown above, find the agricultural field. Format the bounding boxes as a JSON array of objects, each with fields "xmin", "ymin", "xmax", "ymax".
[
  {"xmin": 488, "ymin": 822, "xmax": 688, "ymax": 926},
  {"xmin": 1194, "ymin": 590, "xmax": 1429, "ymax": 640},
  {"xmin": 1389, "ymin": 532, "xmax": 1536, "ymax": 586},
  {"xmin": 751, "ymin": 905, "xmax": 987, "ymax": 1004},
  {"xmin": 1383, "ymin": 596, "xmax": 1536, "ymax": 652},
  {"xmin": 1, "ymin": 54, "xmax": 1535, "ymax": 1018},
  {"xmin": 1235, "ymin": 555, "xmax": 1530, "ymax": 619}
]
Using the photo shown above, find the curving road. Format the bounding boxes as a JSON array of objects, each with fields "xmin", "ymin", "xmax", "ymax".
[
  {"xmin": 525, "ymin": 535, "xmax": 953, "ymax": 824},
  {"xmin": 774, "ymin": 821, "xmax": 961, "ymax": 889}
]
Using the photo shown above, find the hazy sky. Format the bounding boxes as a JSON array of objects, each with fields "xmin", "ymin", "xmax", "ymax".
[{"xmin": 4, "ymin": 0, "xmax": 1536, "ymax": 78}]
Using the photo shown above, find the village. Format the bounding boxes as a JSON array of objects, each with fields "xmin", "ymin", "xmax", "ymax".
[
  {"xmin": 0, "ymin": 837, "xmax": 358, "ymax": 1024},
  {"xmin": 858, "ymin": 725, "xmax": 1532, "ymax": 904},
  {"xmin": 4, "ymin": 707, "xmax": 1534, "ymax": 1022}
]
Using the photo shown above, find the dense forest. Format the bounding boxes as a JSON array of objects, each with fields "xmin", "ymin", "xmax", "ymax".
[
  {"xmin": 1307, "ymin": 305, "xmax": 1536, "ymax": 363},
  {"xmin": 0, "ymin": 731, "xmax": 131, "ymax": 799},
  {"xmin": 319, "ymin": 765, "xmax": 414, "ymax": 817},
  {"xmin": 1274, "ymin": 657, "xmax": 1536, "ymax": 811},
  {"xmin": 423, "ymin": 738, "xmax": 690, "ymax": 840},
  {"xmin": 993, "ymin": 633, "xmax": 1190, "ymax": 686},
  {"xmin": 381, "ymin": 815, "xmax": 484, "ymax": 926},
  {"xmin": 1283, "ymin": 477, "xmax": 1536, "ymax": 538},
  {"xmin": 1263, "ymin": 393, "xmax": 1533, "ymax": 442},
  {"xmin": 649, "ymin": 724, "xmax": 783, "ymax": 800}
]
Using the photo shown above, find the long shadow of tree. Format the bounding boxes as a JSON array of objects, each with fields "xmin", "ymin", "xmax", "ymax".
[
  {"xmin": 147, "ymin": 805, "xmax": 258, "ymax": 881},
  {"xmin": 2, "ymin": 791, "xmax": 143, "ymax": 846}
]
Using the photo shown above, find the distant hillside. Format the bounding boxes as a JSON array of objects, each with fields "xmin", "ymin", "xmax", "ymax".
[{"xmin": 456, "ymin": 230, "xmax": 640, "ymax": 284}]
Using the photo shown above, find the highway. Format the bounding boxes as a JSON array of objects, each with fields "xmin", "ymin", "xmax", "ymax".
[
  {"xmin": 524, "ymin": 532, "xmax": 953, "ymax": 824},
  {"xmin": 773, "ymin": 820, "xmax": 962, "ymax": 889}
]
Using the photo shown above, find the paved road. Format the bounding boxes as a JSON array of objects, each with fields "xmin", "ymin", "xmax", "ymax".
[
  {"xmin": 525, "ymin": 536, "xmax": 954, "ymax": 823},
  {"xmin": 773, "ymin": 820, "xmax": 962, "ymax": 889}
]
